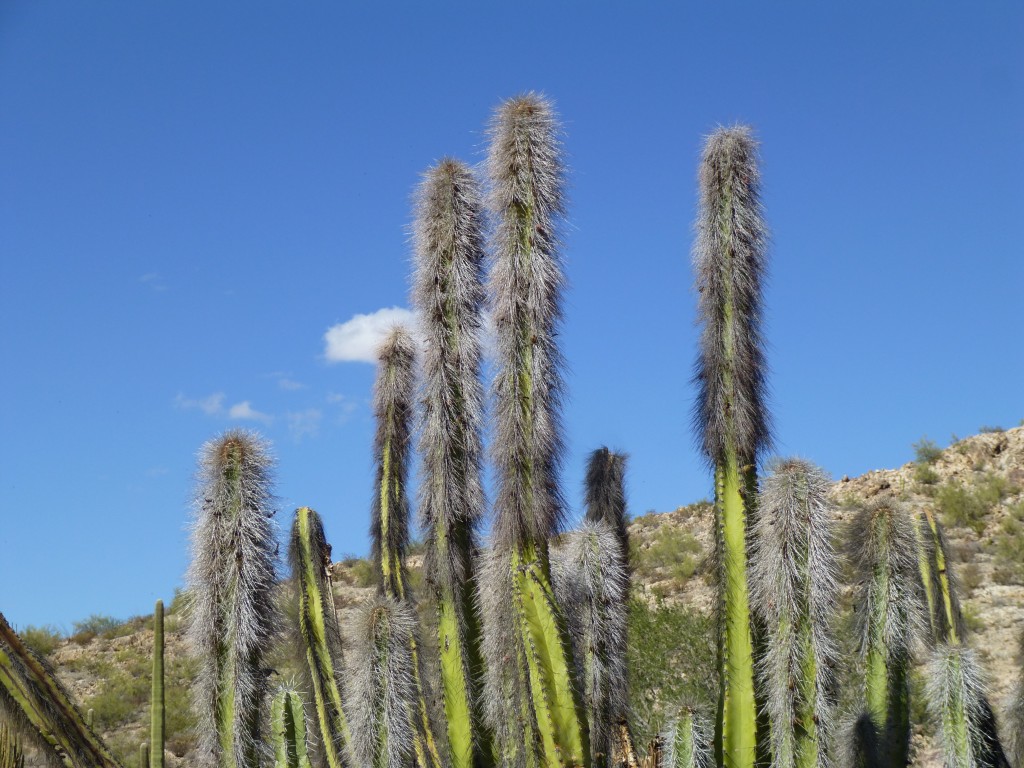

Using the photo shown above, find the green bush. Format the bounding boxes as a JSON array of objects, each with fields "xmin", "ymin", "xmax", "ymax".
[
  {"xmin": 84, "ymin": 667, "xmax": 149, "ymax": 729},
  {"xmin": 914, "ymin": 463, "xmax": 940, "ymax": 486},
  {"xmin": 626, "ymin": 597, "xmax": 715, "ymax": 747},
  {"xmin": 913, "ymin": 437, "xmax": 943, "ymax": 464},
  {"xmin": 19, "ymin": 624, "xmax": 63, "ymax": 656},
  {"xmin": 631, "ymin": 525, "xmax": 703, "ymax": 583},
  {"xmin": 936, "ymin": 473, "xmax": 1018, "ymax": 534},
  {"xmin": 335, "ymin": 555, "xmax": 376, "ymax": 588},
  {"xmin": 993, "ymin": 501, "xmax": 1024, "ymax": 585},
  {"xmin": 72, "ymin": 614, "xmax": 124, "ymax": 638},
  {"xmin": 978, "ymin": 425, "xmax": 1005, "ymax": 434}
]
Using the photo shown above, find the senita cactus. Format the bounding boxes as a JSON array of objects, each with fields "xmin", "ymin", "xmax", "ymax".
[
  {"xmin": 692, "ymin": 126, "xmax": 771, "ymax": 768},
  {"xmin": 151, "ymin": 600, "xmax": 164, "ymax": 768},
  {"xmin": 412, "ymin": 158, "xmax": 490, "ymax": 768},
  {"xmin": 0, "ymin": 612, "xmax": 120, "ymax": 768},
  {"xmin": 552, "ymin": 449, "xmax": 632, "ymax": 767},
  {"xmin": 482, "ymin": 92, "xmax": 589, "ymax": 768},
  {"xmin": 271, "ymin": 687, "xmax": 312, "ymax": 768},
  {"xmin": 847, "ymin": 499, "xmax": 923, "ymax": 768},
  {"xmin": 289, "ymin": 507, "xmax": 352, "ymax": 768},
  {"xmin": 368, "ymin": 328, "xmax": 443, "ymax": 768},
  {"xmin": 346, "ymin": 596, "xmax": 420, "ymax": 768},
  {"xmin": 1, "ymin": 719, "xmax": 25, "ymax": 768},
  {"xmin": 749, "ymin": 459, "xmax": 839, "ymax": 768},
  {"xmin": 187, "ymin": 431, "xmax": 278, "ymax": 768},
  {"xmin": 139, "ymin": 744, "xmax": 148, "ymax": 768},
  {"xmin": 660, "ymin": 710, "xmax": 712, "ymax": 768}
]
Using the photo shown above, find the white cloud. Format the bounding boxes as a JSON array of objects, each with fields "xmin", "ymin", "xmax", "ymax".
[
  {"xmin": 228, "ymin": 401, "xmax": 273, "ymax": 424},
  {"xmin": 324, "ymin": 307, "xmax": 417, "ymax": 363},
  {"xmin": 175, "ymin": 392, "xmax": 225, "ymax": 415},
  {"xmin": 278, "ymin": 377, "xmax": 305, "ymax": 391},
  {"xmin": 288, "ymin": 409, "xmax": 322, "ymax": 441}
]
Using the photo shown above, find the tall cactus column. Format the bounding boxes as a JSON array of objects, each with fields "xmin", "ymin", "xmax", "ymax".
[
  {"xmin": 289, "ymin": 507, "xmax": 352, "ymax": 768},
  {"xmin": 151, "ymin": 600, "xmax": 164, "ymax": 768},
  {"xmin": 356, "ymin": 328, "xmax": 442, "ymax": 768},
  {"xmin": 187, "ymin": 431, "xmax": 278, "ymax": 768},
  {"xmin": 692, "ymin": 126, "xmax": 771, "ymax": 768},
  {"xmin": 412, "ymin": 158, "xmax": 490, "ymax": 768},
  {"xmin": 482, "ymin": 93, "xmax": 589, "ymax": 768}
]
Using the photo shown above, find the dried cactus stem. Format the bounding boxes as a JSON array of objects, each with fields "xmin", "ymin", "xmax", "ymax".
[
  {"xmin": 151, "ymin": 601, "xmax": 164, "ymax": 768},
  {"xmin": 0, "ymin": 723, "xmax": 24, "ymax": 768},
  {"xmin": 290, "ymin": 507, "xmax": 352, "ymax": 768},
  {"xmin": 0, "ymin": 612, "xmax": 121, "ymax": 768}
]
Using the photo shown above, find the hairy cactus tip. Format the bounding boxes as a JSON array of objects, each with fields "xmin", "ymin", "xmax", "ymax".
[
  {"xmin": 692, "ymin": 125, "xmax": 771, "ymax": 468},
  {"xmin": 346, "ymin": 595, "xmax": 419, "ymax": 768},
  {"xmin": 412, "ymin": 154, "xmax": 490, "ymax": 768},
  {"xmin": 187, "ymin": 429, "xmax": 278, "ymax": 768},
  {"xmin": 488, "ymin": 91, "xmax": 567, "ymax": 552},
  {"xmin": 371, "ymin": 325, "xmax": 417, "ymax": 598},
  {"xmin": 413, "ymin": 155, "xmax": 487, "ymax": 591},
  {"xmin": 750, "ymin": 458, "xmax": 840, "ymax": 768},
  {"xmin": 583, "ymin": 447, "xmax": 630, "ymax": 553}
]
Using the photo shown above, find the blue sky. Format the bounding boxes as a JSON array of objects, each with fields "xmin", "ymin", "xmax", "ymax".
[{"xmin": 1, "ymin": 3, "xmax": 1021, "ymax": 629}]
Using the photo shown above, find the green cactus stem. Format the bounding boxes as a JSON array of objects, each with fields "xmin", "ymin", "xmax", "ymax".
[
  {"xmin": 661, "ymin": 710, "xmax": 711, "ymax": 768},
  {"xmin": 271, "ymin": 688, "xmax": 312, "ymax": 768},
  {"xmin": 186, "ymin": 431, "xmax": 279, "ymax": 768},
  {"xmin": 848, "ymin": 500, "xmax": 923, "ymax": 768},
  {"xmin": 289, "ymin": 507, "xmax": 352, "ymax": 768},
  {"xmin": 371, "ymin": 329, "xmax": 443, "ymax": 768},
  {"xmin": 482, "ymin": 92, "xmax": 589, "ymax": 768},
  {"xmin": 750, "ymin": 460, "xmax": 839, "ymax": 768},
  {"xmin": 412, "ymin": 157, "xmax": 491, "ymax": 768},
  {"xmin": 139, "ymin": 745, "xmax": 148, "ymax": 768},
  {"xmin": 151, "ymin": 600, "xmax": 164, "ymax": 768},
  {"xmin": 0, "ymin": 612, "xmax": 121, "ymax": 768},
  {"xmin": 1, "ymin": 721, "xmax": 24, "ymax": 768},
  {"xmin": 693, "ymin": 126, "xmax": 772, "ymax": 768}
]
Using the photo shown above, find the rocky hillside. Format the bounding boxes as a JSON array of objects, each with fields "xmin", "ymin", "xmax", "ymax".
[{"xmin": 14, "ymin": 426, "xmax": 1024, "ymax": 766}]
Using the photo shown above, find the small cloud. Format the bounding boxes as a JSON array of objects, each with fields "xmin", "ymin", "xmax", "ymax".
[
  {"xmin": 175, "ymin": 392, "xmax": 225, "ymax": 416},
  {"xmin": 288, "ymin": 409, "xmax": 322, "ymax": 441},
  {"xmin": 326, "ymin": 392, "xmax": 358, "ymax": 424},
  {"xmin": 324, "ymin": 307, "xmax": 417, "ymax": 363},
  {"xmin": 278, "ymin": 378, "xmax": 305, "ymax": 391},
  {"xmin": 145, "ymin": 467, "xmax": 170, "ymax": 477},
  {"xmin": 228, "ymin": 401, "xmax": 273, "ymax": 424},
  {"xmin": 140, "ymin": 273, "xmax": 168, "ymax": 292}
]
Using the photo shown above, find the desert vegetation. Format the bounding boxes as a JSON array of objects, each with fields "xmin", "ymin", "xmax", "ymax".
[{"xmin": 1, "ymin": 94, "xmax": 1022, "ymax": 768}]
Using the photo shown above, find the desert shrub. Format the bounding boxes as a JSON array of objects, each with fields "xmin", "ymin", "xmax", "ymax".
[
  {"xmin": 19, "ymin": 624, "xmax": 63, "ymax": 656},
  {"xmin": 936, "ymin": 473, "xmax": 1017, "ymax": 534},
  {"xmin": 626, "ymin": 597, "xmax": 715, "ymax": 747},
  {"xmin": 959, "ymin": 562, "xmax": 982, "ymax": 594},
  {"xmin": 631, "ymin": 525, "xmax": 703, "ymax": 583},
  {"xmin": 164, "ymin": 654, "xmax": 198, "ymax": 756},
  {"xmin": 72, "ymin": 614, "xmax": 124, "ymax": 638},
  {"xmin": 962, "ymin": 602, "xmax": 986, "ymax": 633},
  {"xmin": 84, "ymin": 667, "xmax": 149, "ymax": 728},
  {"xmin": 914, "ymin": 463, "xmax": 940, "ymax": 486},
  {"xmin": 993, "ymin": 501, "xmax": 1024, "ymax": 585},
  {"xmin": 335, "ymin": 555, "xmax": 376, "ymax": 587},
  {"xmin": 978, "ymin": 425, "xmax": 1005, "ymax": 434},
  {"xmin": 913, "ymin": 437, "xmax": 943, "ymax": 464}
]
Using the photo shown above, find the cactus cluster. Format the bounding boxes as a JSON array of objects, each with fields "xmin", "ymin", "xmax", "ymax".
[{"xmin": 2, "ymin": 95, "xmax": 1022, "ymax": 768}]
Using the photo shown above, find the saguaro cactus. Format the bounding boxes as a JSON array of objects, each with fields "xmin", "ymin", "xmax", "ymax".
[
  {"xmin": 271, "ymin": 687, "xmax": 312, "ymax": 768},
  {"xmin": 553, "ymin": 449, "xmax": 632, "ymax": 767},
  {"xmin": 151, "ymin": 600, "xmax": 164, "ymax": 768},
  {"xmin": 749, "ymin": 459, "xmax": 839, "ymax": 768},
  {"xmin": 289, "ymin": 507, "xmax": 352, "ymax": 768},
  {"xmin": 482, "ymin": 92, "xmax": 589, "ymax": 768},
  {"xmin": 369, "ymin": 328, "xmax": 442, "ymax": 768},
  {"xmin": 412, "ymin": 157, "xmax": 490, "ymax": 768},
  {"xmin": 1009, "ymin": 630, "xmax": 1024, "ymax": 768},
  {"xmin": 0, "ymin": 612, "xmax": 120, "ymax": 768},
  {"xmin": 847, "ymin": 499, "xmax": 923, "ymax": 768},
  {"xmin": 692, "ymin": 126, "xmax": 771, "ymax": 768},
  {"xmin": 187, "ymin": 431, "xmax": 278, "ymax": 768}
]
